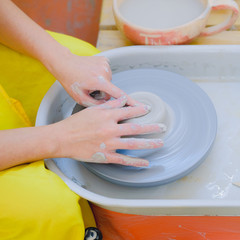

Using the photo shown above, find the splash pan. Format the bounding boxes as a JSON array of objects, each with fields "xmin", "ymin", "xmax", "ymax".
[
  {"xmin": 36, "ymin": 64, "xmax": 217, "ymax": 187},
  {"xmin": 35, "ymin": 45, "xmax": 240, "ymax": 215},
  {"xmin": 81, "ymin": 68, "xmax": 217, "ymax": 187}
]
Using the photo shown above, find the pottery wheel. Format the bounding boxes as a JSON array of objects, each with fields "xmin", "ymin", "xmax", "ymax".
[{"xmin": 81, "ymin": 68, "xmax": 217, "ymax": 187}]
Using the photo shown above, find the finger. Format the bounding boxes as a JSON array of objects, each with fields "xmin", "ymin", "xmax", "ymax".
[
  {"xmin": 97, "ymin": 80, "xmax": 139, "ymax": 106},
  {"xmin": 95, "ymin": 74, "xmax": 140, "ymax": 106},
  {"xmin": 79, "ymin": 93, "xmax": 106, "ymax": 107},
  {"xmin": 95, "ymin": 95, "xmax": 128, "ymax": 109},
  {"xmin": 115, "ymin": 138, "xmax": 164, "ymax": 150},
  {"xmin": 103, "ymin": 94, "xmax": 111, "ymax": 101},
  {"xmin": 114, "ymin": 105, "xmax": 151, "ymax": 121},
  {"xmin": 105, "ymin": 152, "xmax": 149, "ymax": 167},
  {"xmin": 89, "ymin": 74, "xmax": 112, "ymax": 101},
  {"xmin": 117, "ymin": 123, "xmax": 167, "ymax": 136},
  {"xmin": 70, "ymin": 82, "xmax": 85, "ymax": 103}
]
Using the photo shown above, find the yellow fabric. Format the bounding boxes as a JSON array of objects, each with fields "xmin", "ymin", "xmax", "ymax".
[
  {"xmin": 0, "ymin": 85, "xmax": 31, "ymax": 129},
  {"xmin": 0, "ymin": 161, "xmax": 86, "ymax": 240},
  {"xmin": 0, "ymin": 31, "xmax": 99, "ymax": 239},
  {"xmin": 0, "ymin": 31, "xmax": 100, "ymax": 124}
]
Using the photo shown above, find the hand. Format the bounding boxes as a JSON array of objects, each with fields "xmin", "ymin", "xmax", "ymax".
[
  {"xmin": 50, "ymin": 53, "xmax": 137, "ymax": 107},
  {"xmin": 0, "ymin": 1, "xmax": 137, "ymax": 106},
  {"xmin": 52, "ymin": 96, "xmax": 165, "ymax": 167}
]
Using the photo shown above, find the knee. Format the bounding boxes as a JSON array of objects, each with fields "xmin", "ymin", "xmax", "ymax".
[{"xmin": 0, "ymin": 162, "xmax": 85, "ymax": 238}]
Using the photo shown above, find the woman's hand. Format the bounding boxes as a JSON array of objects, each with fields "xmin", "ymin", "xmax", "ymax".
[
  {"xmin": 50, "ymin": 53, "xmax": 138, "ymax": 107},
  {"xmin": 0, "ymin": 1, "xmax": 136, "ymax": 107},
  {"xmin": 0, "ymin": 96, "xmax": 165, "ymax": 170},
  {"xmin": 52, "ymin": 96, "xmax": 165, "ymax": 167}
]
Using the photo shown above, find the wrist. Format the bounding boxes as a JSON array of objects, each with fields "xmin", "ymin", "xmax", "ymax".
[
  {"xmin": 37, "ymin": 124, "xmax": 61, "ymax": 159},
  {"xmin": 40, "ymin": 42, "xmax": 72, "ymax": 78},
  {"xmin": 45, "ymin": 122, "xmax": 68, "ymax": 159},
  {"xmin": 0, "ymin": 125, "xmax": 61, "ymax": 170}
]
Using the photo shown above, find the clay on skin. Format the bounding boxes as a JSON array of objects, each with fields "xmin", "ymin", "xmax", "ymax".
[
  {"xmin": 71, "ymin": 75, "xmax": 107, "ymax": 105},
  {"xmin": 91, "ymin": 152, "xmax": 107, "ymax": 163},
  {"xmin": 119, "ymin": 138, "xmax": 164, "ymax": 149},
  {"xmin": 100, "ymin": 143, "xmax": 106, "ymax": 149},
  {"xmin": 71, "ymin": 82, "xmax": 84, "ymax": 97},
  {"xmin": 119, "ymin": 155, "xmax": 149, "ymax": 167}
]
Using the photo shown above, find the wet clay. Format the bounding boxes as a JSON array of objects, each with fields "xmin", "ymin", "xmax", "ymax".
[
  {"xmin": 119, "ymin": 0, "xmax": 206, "ymax": 29},
  {"xmin": 125, "ymin": 91, "xmax": 172, "ymax": 138},
  {"xmin": 81, "ymin": 68, "xmax": 217, "ymax": 187}
]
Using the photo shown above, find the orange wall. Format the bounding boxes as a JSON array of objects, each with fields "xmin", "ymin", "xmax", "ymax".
[{"xmin": 13, "ymin": 0, "xmax": 103, "ymax": 46}]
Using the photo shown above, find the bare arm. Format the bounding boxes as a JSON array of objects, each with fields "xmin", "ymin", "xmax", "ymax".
[
  {"xmin": 0, "ymin": 0, "xmax": 70, "ymax": 74},
  {"xmin": 0, "ymin": 0, "xmax": 69, "ymax": 71},
  {"xmin": 0, "ymin": 0, "xmax": 137, "ymax": 106},
  {"xmin": 0, "ymin": 126, "xmax": 57, "ymax": 170},
  {"xmin": 0, "ymin": 99, "xmax": 164, "ymax": 171},
  {"xmin": 0, "ymin": 1, "xmax": 164, "ymax": 170}
]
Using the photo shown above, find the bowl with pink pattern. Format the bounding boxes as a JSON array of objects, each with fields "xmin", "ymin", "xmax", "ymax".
[{"xmin": 113, "ymin": 0, "xmax": 239, "ymax": 45}]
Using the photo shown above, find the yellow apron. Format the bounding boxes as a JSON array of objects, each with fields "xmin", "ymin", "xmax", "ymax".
[{"xmin": 0, "ymin": 31, "xmax": 99, "ymax": 240}]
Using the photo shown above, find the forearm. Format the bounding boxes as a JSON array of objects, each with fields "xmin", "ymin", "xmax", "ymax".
[
  {"xmin": 0, "ymin": 126, "xmax": 57, "ymax": 170},
  {"xmin": 0, "ymin": 0, "xmax": 71, "ymax": 73}
]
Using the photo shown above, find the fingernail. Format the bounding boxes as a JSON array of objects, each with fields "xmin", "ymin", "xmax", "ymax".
[
  {"xmin": 158, "ymin": 123, "xmax": 167, "ymax": 132},
  {"xmin": 144, "ymin": 104, "xmax": 152, "ymax": 112}
]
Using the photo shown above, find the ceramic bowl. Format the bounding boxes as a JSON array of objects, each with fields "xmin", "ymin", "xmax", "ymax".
[{"xmin": 113, "ymin": 0, "xmax": 239, "ymax": 45}]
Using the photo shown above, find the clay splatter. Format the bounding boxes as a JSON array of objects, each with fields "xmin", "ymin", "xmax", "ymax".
[
  {"xmin": 120, "ymin": 138, "xmax": 163, "ymax": 149},
  {"xmin": 98, "ymin": 75, "xmax": 106, "ymax": 84},
  {"xmin": 120, "ymin": 155, "xmax": 149, "ymax": 167},
  {"xmin": 144, "ymin": 104, "xmax": 152, "ymax": 111},
  {"xmin": 91, "ymin": 152, "xmax": 107, "ymax": 162},
  {"xmin": 71, "ymin": 82, "xmax": 84, "ymax": 97},
  {"xmin": 104, "ymin": 66, "xmax": 109, "ymax": 73},
  {"xmin": 158, "ymin": 123, "xmax": 167, "ymax": 132},
  {"xmin": 100, "ymin": 143, "xmax": 106, "ymax": 149}
]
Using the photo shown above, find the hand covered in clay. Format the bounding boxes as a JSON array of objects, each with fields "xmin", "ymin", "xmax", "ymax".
[
  {"xmin": 52, "ymin": 96, "xmax": 165, "ymax": 167},
  {"xmin": 50, "ymin": 53, "xmax": 137, "ymax": 107}
]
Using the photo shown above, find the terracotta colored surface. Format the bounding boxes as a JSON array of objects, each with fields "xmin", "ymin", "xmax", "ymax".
[
  {"xmin": 13, "ymin": 0, "xmax": 103, "ymax": 46},
  {"xmin": 91, "ymin": 204, "xmax": 240, "ymax": 240}
]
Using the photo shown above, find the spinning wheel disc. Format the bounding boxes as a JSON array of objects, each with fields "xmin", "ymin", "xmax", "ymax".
[{"xmin": 82, "ymin": 68, "xmax": 217, "ymax": 187}]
